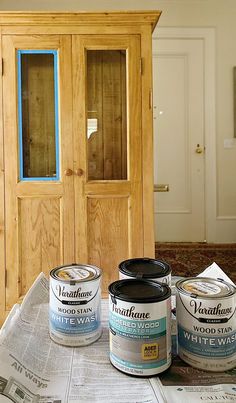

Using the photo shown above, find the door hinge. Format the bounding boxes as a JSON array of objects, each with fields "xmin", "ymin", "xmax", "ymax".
[
  {"xmin": 140, "ymin": 57, "xmax": 144, "ymax": 75},
  {"xmin": 1, "ymin": 59, "xmax": 3, "ymax": 76},
  {"xmin": 5, "ymin": 271, "xmax": 7, "ymax": 287}
]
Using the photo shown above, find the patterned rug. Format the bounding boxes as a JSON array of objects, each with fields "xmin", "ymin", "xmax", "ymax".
[{"xmin": 155, "ymin": 243, "xmax": 236, "ymax": 284}]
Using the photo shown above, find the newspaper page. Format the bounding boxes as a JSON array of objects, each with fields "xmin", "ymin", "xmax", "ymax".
[
  {"xmin": 0, "ymin": 273, "xmax": 161, "ymax": 403},
  {"xmin": 151, "ymin": 264, "xmax": 236, "ymax": 403},
  {"xmin": 151, "ymin": 335, "xmax": 236, "ymax": 403},
  {"xmin": 0, "ymin": 265, "xmax": 235, "ymax": 403},
  {"xmin": 198, "ymin": 261, "xmax": 235, "ymax": 286}
]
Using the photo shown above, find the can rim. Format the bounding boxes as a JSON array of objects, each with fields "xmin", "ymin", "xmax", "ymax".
[
  {"xmin": 108, "ymin": 279, "xmax": 171, "ymax": 303},
  {"xmin": 50, "ymin": 263, "xmax": 101, "ymax": 282},
  {"xmin": 176, "ymin": 276, "xmax": 236, "ymax": 299},
  {"xmin": 119, "ymin": 257, "xmax": 171, "ymax": 278}
]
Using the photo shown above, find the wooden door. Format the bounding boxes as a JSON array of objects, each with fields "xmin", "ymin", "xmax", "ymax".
[
  {"xmin": 2, "ymin": 35, "xmax": 74, "ymax": 310},
  {"xmin": 153, "ymin": 38, "xmax": 205, "ymax": 241},
  {"xmin": 72, "ymin": 35, "xmax": 143, "ymax": 292}
]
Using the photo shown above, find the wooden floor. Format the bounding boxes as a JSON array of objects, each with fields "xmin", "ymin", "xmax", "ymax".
[{"xmin": 155, "ymin": 242, "xmax": 236, "ymax": 284}]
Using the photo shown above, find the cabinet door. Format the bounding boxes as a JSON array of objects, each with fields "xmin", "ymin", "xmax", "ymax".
[
  {"xmin": 72, "ymin": 35, "xmax": 143, "ymax": 292},
  {"xmin": 3, "ymin": 35, "xmax": 74, "ymax": 308}
]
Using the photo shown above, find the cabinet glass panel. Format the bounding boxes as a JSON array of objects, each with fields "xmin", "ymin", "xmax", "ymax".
[
  {"xmin": 87, "ymin": 50, "xmax": 127, "ymax": 180},
  {"xmin": 17, "ymin": 50, "xmax": 59, "ymax": 180}
]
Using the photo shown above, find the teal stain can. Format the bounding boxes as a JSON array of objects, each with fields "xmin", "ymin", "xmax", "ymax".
[
  {"xmin": 119, "ymin": 258, "xmax": 171, "ymax": 285},
  {"xmin": 109, "ymin": 279, "xmax": 172, "ymax": 376}
]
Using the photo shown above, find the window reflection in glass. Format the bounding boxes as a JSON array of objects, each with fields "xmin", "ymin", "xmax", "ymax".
[
  {"xmin": 87, "ymin": 50, "xmax": 127, "ymax": 180},
  {"xmin": 18, "ymin": 51, "xmax": 59, "ymax": 180}
]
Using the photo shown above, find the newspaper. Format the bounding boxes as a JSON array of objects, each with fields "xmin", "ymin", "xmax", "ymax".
[
  {"xmin": 0, "ymin": 264, "xmax": 235, "ymax": 403},
  {"xmin": 0, "ymin": 273, "xmax": 161, "ymax": 403},
  {"xmin": 152, "ymin": 351, "xmax": 236, "ymax": 403},
  {"xmin": 197, "ymin": 261, "xmax": 235, "ymax": 286}
]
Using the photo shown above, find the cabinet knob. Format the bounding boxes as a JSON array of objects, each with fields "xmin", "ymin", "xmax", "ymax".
[
  {"xmin": 195, "ymin": 144, "xmax": 204, "ymax": 154},
  {"xmin": 64, "ymin": 168, "xmax": 73, "ymax": 176},
  {"xmin": 75, "ymin": 168, "xmax": 84, "ymax": 177}
]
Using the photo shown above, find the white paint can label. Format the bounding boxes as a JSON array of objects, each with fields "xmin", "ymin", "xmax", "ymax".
[
  {"xmin": 109, "ymin": 279, "xmax": 171, "ymax": 376},
  {"xmin": 49, "ymin": 264, "xmax": 102, "ymax": 346},
  {"xmin": 176, "ymin": 277, "xmax": 236, "ymax": 371}
]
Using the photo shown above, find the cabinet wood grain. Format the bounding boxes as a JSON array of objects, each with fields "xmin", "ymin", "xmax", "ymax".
[{"xmin": 0, "ymin": 11, "xmax": 161, "ymax": 325}]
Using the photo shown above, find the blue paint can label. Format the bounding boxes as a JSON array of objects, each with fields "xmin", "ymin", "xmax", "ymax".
[
  {"xmin": 176, "ymin": 277, "xmax": 236, "ymax": 371},
  {"xmin": 49, "ymin": 264, "xmax": 102, "ymax": 346}
]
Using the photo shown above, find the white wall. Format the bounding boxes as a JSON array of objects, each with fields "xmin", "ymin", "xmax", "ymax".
[{"xmin": 1, "ymin": 0, "xmax": 236, "ymax": 242}]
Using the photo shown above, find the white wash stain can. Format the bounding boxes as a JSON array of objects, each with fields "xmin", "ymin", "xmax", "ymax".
[
  {"xmin": 119, "ymin": 258, "xmax": 171, "ymax": 285},
  {"xmin": 176, "ymin": 277, "xmax": 236, "ymax": 371},
  {"xmin": 109, "ymin": 279, "xmax": 172, "ymax": 377},
  {"xmin": 49, "ymin": 264, "xmax": 102, "ymax": 346}
]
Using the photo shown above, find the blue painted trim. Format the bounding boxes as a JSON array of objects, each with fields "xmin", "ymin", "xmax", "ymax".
[
  {"xmin": 17, "ymin": 50, "xmax": 60, "ymax": 181},
  {"xmin": 53, "ymin": 51, "xmax": 60, "ymax": 181},
  {"xmin": 19, "ymin": 50, "xmax": 56, "ymax": 55},
  {"xmin": 17, "ymin": 51, "xmax": 24, "ymax": 180}
]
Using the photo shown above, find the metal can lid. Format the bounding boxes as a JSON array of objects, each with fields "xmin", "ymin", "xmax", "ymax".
[
  {"xmin": 50, "ymin": 263, "xmax": 101, "ymax": 282},
  {"xmin": 119, "ymin": 258, "xmax": 171, "ymax": 279},
  {"xmin": 176, "ymin": 277, "xmax": 236, "ymax": 299},
  {"xmin": 108, "ymin": 279, "xmax": 171, "ymax": 303}
]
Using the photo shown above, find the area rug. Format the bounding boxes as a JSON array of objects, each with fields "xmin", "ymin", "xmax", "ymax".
[{"xmin": 155, "ymin": 243, "xmax": 236, "ymax": 284}]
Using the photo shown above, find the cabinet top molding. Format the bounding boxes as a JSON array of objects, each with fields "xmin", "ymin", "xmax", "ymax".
[{"xmin": 0, "ymin": 11, "xmax": 161, "ymax": 32}]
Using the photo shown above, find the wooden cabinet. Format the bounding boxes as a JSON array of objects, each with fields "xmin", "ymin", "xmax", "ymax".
[{"xmin": 0, "ymin": 11, "xmax": 161, "ymax": 324}]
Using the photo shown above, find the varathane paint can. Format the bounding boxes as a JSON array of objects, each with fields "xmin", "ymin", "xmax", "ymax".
[
  {"xmin": 108, "ymin": 279, "xmax": 172, "ymax": 376},
  {"xmin": 176, "ymin": 277, "xmax": 236, "ymax": 371},
  {"xmin": 119, "ymin": 258, "xmax": 171, "ymax": 285},
  {"xmin": 49, "ymin": 264, "xmax": 102, "ymax": 346}
]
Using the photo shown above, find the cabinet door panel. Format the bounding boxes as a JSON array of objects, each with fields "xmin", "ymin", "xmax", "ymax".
[
  {"xmin": 72, "ymin": 35, "xmax": 143, "ymax": 293},
  {"xmin": 3, "ymin": 35, "xmax": 74, "ymax": 307},
  {"xmin": 87, "ymin": 196, "xmax": 129, "ymax": 293},
  {"xmin": 9, "ymin": 197, "xmax": 61, "ymax": 308}
]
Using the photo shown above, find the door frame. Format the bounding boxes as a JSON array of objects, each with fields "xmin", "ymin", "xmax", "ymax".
[{"xmin": 153, "ymin": 27, "xmax": 216, "ymax": 242}]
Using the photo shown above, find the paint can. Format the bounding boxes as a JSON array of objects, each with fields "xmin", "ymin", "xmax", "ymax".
[
  {"xmin": 176, "ymin": 277, "xmax": 236, "ymax": 371},
  {"xmin": 119, "ymin": 258, "xmax": 171, "ymax": 285},
  {"xmin": 49, "ymin": 263, "xmax": 102, "ymax": 346},
  {"xmin": 108, "ymin": 279, "xmax": 172, "ymax": 376}
]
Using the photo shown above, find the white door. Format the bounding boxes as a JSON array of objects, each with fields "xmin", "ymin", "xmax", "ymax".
[{"xmin": 153, "ymin": 38, "xmax": 205, "ymax": 242}]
